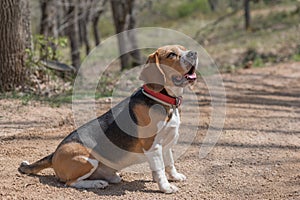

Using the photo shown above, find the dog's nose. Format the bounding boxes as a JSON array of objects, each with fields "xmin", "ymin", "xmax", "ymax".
[{"xmin": 186, "ymin": 51, "xmax": 197, "ymax": 59}]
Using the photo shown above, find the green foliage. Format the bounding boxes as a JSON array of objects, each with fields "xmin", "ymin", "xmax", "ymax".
[
  {"xmin": 18, "ymin": 35, "xmax": 74, "ymax": 101},
  {"xmin": 253, "ymin": 57, "xmax": 264, "ymax": 67},
  {"xmin": 292, "ymin": 45, "xmax": 300, "ymax": 61},
  {"xmin": 292, "ymin": 54, "xmax": 300, "ymax": 61},
  {"xmin": 242, "ymin": 48, "xmax": 259, "ymax": 64},
  {"xmin": 25, "ymin": 35, "xmax": 68, "ymax": 70},
  {"xmin": 223, "ymin": 65, "xmax": 237, "ymax": 73},
  {"xmin": 149, "ymin": 0, "xmax": 211, "ymax": 20},
  {"xmin": 25, "ymin": 35, "xmax": 70, "ymax": 84},
  {"xmin": 242, "ymin": 48, "xmax": 281, "ymax": 68},
  {"xmin": 176, "ymin": 0, "xmax": 210, "ymax": 18}
]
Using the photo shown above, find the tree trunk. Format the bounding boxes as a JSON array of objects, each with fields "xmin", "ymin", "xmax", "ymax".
[
  {"xmin": 111, "ymin": 0, "xmax": 131, "ymax": 69},
  {"xmin": 22, "ymin": 0, "xmax": 32, "ymax": 50},
  {"xmin": 0, "ymin": 0, "xmax": 29, "ymax": 91},
  {"xmin": 40, "ymin": 1, "xmax": 48, "ymax": 34},
  {"xmin": 92, "ymin": 0, "xmax": 108, "ymax": 46},
  {"xmin": 111, "ymin": 0, "xmax": 141, "ymax": 70},
  {"xmin": 40, "ymin": 0, "xmax": 58, "ymax": 37},
  {"xmin": 78, "ymin": 0, "xmax": 91, "ymax": 55},
  {"xmin": 126, "ymin": 0, "xmax": 141, "ymax": 66},
  {"xmin": 92, "ymin": 11, "xmax": 101, "ymax": 46},
  {"xmin": 65, "ymin": 0, "xmax": 81, "ymax": 70},
  {"xmin": 208, "ymin": 0, "xmax": 218, "ymax": 12},
  {"xmin": 244, "ymin": 0, "xmax": 251, "ymax": 31}
]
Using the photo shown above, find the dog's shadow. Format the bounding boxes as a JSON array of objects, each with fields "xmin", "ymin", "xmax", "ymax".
[{"xmin": 34, "ymin": 174, "xmax": 160, "ymax": 196}]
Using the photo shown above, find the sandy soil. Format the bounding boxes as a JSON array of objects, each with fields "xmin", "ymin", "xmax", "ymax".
[{"xmin": 0, "ymin": 62, "xmax": 299, "ymax": 200}]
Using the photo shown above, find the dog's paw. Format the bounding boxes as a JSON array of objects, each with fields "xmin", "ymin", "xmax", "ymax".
[
  {"xmin": 169, "ymin": 172, "xmax": 186, "ymax": 182},
  {"xmin": 159, "ymin": 183, "xmax": 179, "ymax": 194},
  {"xmin": 107, "ymin": 173, "xmax": 122, "ymax": 184},
  {"xmin": 18, "ymin": 161, "xmax": 30, "ymax": 174},
  {"xmin": 94, "ymin": 180, "xmax": 109, "ymax": 188},
  {"xmin": 21, "ymin": 161, "xmax": 30, "ymax": 166},
  {"xmin": 70, "ymin": 180, "xmax": 109, "ymax": 189}
]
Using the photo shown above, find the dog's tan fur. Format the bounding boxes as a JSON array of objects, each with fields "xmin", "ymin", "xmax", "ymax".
[{"xmin": 52, "ymin": 143, "xmax": 95, "ymax": 185}]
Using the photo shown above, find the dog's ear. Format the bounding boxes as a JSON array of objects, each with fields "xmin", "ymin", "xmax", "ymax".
[{"xmin": 139, "ymin": 52, "xmax": 166, "ymax": 92}]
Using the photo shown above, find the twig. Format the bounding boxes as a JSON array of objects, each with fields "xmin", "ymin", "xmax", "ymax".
[{"xmin": 194, "ymin": 9, "xmax": 240, "ymax": 41}]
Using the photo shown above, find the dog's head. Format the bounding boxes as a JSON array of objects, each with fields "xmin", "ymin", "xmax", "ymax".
[{"xmin": 140, "ymin": 45, "xmax": 198, "ymax": 93}]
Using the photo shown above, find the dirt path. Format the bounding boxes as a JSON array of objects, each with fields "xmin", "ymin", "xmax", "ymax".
[{"xmin": 0, "ymin": 62, "xmax": 299, "ymax": 199}]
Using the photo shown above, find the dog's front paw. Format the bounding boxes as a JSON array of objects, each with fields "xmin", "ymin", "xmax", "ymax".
[
  {"xmin": 159, "ymin": 182, "xmax": 179, "ymax": 193},
  {"xmin": 169, "ymin": 172, "xmax": 186, "ymax": 182},
  {"xmin": 165, "ymin": 166, "xmax": 186, "ymax": 182}
]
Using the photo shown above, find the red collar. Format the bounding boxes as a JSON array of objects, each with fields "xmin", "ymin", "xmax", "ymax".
[{"xmin": 142, "ymin": 85, "xmax": 182, "ymax": 107}]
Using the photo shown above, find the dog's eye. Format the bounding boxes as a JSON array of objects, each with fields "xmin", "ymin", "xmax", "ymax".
[{"xmin": 167, "ymin": 52, "xmax": 177, "ymax": 58}]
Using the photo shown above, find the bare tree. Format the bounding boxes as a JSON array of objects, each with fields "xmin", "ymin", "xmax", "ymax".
[
  {"xmin": 111, "ymin": 0, "xmax": 141, "ymax": 70},
  {"xmin": 78, "ymin": 0, "xmax": 92, "ymax": 55},
  {"xmin": 0, "ymin": 0, "xmax": 31, "ymax": 91},
  {"xmin": 40, "ymin": 0, "xmax": 58, "ymax": 37},
  {"xmin": 79, "ymin": 0, "xmax": 107, "ymax": 51},
  {"xmin": 126, "ymin": 0, "xmax": 141, "ymax": 66},
  {"xmin": 91, "ymin": 0, "xmax": 107, "ymax": 46},
  {"xmin": 244, "ymin": 0, "xmax": 251, "ymax": 31},
  {"xmin": 208, "ymin": 0, "xmax": 219, "ymax": 12},
  {"xmin": 39, "ymin": 0, "xmax": 108, "ymax": 70},
  {"xmin": 63, "ymin": 0, "xmax": 81, "ymax": 70},
  {"xmin": 22, "ymin": 0, "xmax": 32, "ymax": 50}
]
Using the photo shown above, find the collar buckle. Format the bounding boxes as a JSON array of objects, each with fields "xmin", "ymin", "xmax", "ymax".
[{"xmin": 175, "ymin": 96, "xmax": 183, "ymax": 107}]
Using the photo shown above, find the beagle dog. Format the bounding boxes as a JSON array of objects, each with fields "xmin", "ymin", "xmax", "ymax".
[{"xmin": 19, "ymin": 45, "xmax": 198, "ymax": 193}]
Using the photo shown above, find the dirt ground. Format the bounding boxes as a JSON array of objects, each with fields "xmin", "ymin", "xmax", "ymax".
[{"xmin": 0, "ymin": 62, "xmax": 299, "ymax": 200}]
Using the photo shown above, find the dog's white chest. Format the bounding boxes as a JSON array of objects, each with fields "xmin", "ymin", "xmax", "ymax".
[{"xmin": 154, "ymin": 108, "xmax": 180, "ymax": 149}]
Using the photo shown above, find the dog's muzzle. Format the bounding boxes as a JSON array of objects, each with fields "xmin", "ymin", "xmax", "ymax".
[{"xmin": 172, "ymin": 51, "xmax": 198, "ymax": 86}]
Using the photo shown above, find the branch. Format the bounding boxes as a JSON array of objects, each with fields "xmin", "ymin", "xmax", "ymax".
[{"xmin": 194, "ymin": 8, "xmax": 239, "ymax": 42}]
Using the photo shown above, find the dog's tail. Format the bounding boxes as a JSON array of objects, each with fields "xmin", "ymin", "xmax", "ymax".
[{"xmin": 18, "ymin": 153, "xmax": 54, "ymax": 175}]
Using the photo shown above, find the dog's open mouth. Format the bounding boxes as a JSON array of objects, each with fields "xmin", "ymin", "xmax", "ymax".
[
  {"xmin": 172, "ymin": 66, "xmax": 197, "ymax": 86},
  {"xmin": 185, "ymin": 66, "xmax": 197, "ymax": 81}
]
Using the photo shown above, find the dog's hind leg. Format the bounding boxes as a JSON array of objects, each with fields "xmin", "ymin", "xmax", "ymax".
[
  {"xmin": 52, "ymin": 143, "xmax": 109, "ymax": 189},
  {"xmin": 18, "ymin": 153, "xmax": 54, "ymax": 175},
  {"xmin": 65, "ymin": 156, "xmax": 109, "ymax": 189}
]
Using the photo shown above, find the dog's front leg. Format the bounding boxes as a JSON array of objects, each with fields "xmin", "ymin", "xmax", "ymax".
[
  {"xmin": 164, "ymin": 148, "xmax": 186, "ymax": 182},
  {"xmin": 144, "ymin": 144, "xmax": 178, "ymax": 193}
]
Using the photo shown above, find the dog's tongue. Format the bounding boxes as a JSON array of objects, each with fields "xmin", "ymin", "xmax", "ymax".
[{"xmin": 185, "ymin": 73, "xmax": 197, "ymax": 80}]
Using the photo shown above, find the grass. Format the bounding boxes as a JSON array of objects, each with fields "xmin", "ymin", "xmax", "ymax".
[
  {"xmin": 0, "ymin": 91, "xmax": 73, "ymax": 107},
  {"xmin": 292, "ymin": 54, "xmax": 300, "ymax": 61},
  {"xmin": 0, "ymin": 89, "xmax": 113, "ymax": 107}
]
